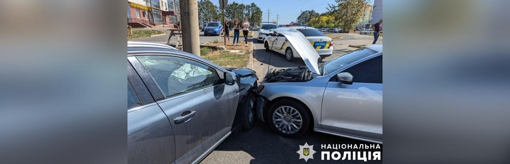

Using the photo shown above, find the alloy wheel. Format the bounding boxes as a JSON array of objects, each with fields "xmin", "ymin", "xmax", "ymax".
[{"xmin": 272, "ymin": 105, "xmax": 303, "ymax": 134}]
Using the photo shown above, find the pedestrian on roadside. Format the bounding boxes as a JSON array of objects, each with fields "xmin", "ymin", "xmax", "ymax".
[
  {"xmin": 223, "ymin": 17, "xmax": 230, "ymax": 43},
  {"xmin": 232, "ymin": 18, "xmax": 241, "ymax": 46},
  {"xmin": 372, "ymin": 19, "xmax": 382, "ymax": 44},
  {"xmin": 242, "ymin": 17, "xmax": 250, "ymax": 47}
]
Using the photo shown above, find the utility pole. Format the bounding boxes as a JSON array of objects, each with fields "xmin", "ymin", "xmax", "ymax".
[
  {"xmin": 267, "ymin": 8, "xmax": 270, "ymax": 24},
  {"xmin": 277, "ymin": 14, "xmax": 279, "ymax": 25},
  {"xmin": 180, "ymin": 0, "xmax": 200, "ymax": 56}
]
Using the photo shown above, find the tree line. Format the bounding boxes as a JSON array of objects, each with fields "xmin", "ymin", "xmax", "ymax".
[
  {"xmin": 297, "ymin": 0, "xmax": 370, "ymax": 32},
  {"xmin": 198, "ymin": 0, "xmax": 263, "ymax": 27}
]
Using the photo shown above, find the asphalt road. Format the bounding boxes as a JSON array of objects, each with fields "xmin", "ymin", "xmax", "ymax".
[{"xmin": 201, "ymin": 33, "xmax": 383, "ymax": 164}]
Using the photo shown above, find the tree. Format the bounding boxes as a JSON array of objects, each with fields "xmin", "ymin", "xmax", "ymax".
[
  {"xmin": 198, "ymin": 0, "xmax": 219, "ymax": 22},
  {"xmin": 297, "ymin": 10, "xmax": 320, "ymax": 24},
  {"xmin": 332, "ymin": 0, "xmax": 368, "ymax": 32},
  {"xmin": 224, "ymin": 2, "xmax": 262, "ymax": 26}
]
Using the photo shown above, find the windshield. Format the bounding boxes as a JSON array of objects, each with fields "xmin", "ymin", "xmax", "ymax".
[
  {"xmin": 261, "ymin": 24, "xmax": 277, "ymax": 30},
  {"xmin": 207, "ymin": 23, "xmax": 219, "ymax": 27},
  {"xmin": 321, "ymin": 48, "xmax": 378, "ymax": 75},
  {"xmin": 296, "ymin": 29, "xmax": 324, "ymax": 36}
]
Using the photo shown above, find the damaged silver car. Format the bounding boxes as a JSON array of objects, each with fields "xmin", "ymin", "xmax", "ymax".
[{"xmin": 255, "ymin": 28, "xmax": 383, "ymax": 144}]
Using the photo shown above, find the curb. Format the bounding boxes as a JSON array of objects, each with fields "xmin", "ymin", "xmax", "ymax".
[
  {"xmin": 150, "ymin": 33, "xmax": 167, "ymax": 37},
  {"xmin": 248, "ymin": 43, "xmax": 254, "ymax": 69}
]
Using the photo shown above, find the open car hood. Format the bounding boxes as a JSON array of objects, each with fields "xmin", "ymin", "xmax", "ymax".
[{"xmin": 274, "ymin": 28, "xmax": 321, "ymax": 75}]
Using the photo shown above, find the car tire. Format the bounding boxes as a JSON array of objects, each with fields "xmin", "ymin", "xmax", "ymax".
[
  {"xmin": 204, "ymin": 33, "xmax": 208, "ymax": 36},
  {"xmin": 267, "ymin": 99, "xmax": 311, "ymax": 137},
  {"xmin": 265, "ymin": 42, "xmax": 270, "ymax": 52},
  {"xmin": 242, "ymin": 93, "xmax": 256, "ymax": 130},
  {"xmin": 285, "ymin": 48, "xmax": 294, "ymax": 62}
]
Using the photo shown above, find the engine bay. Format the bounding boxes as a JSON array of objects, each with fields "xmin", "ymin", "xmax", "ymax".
[{"xmin": 263, "ymin": 66, "xmax": 315, "ymax": 82}]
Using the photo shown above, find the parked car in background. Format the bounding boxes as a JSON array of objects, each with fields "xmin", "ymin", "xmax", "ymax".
[
  {"xmin": 360, "ymin": 28, "xmax": 374, "ymax": 35},
  {"xmin": 257, "ymin": 33, "xmax": 383, "ymax": 143},
  {"xmin": 201, "ymin": 23, "xmax": 207, "ymax": 32},
  {"xmin": 264, "ymin": 27, "xmax": 333, "ymax": 61},
  {"xmin": 204, "ymin": 22, "xmax": 223, "ymax": 36},
  {"xmin": 127, "ymin": 41, "xmax": 259, "ymax": 164},
  {"xmin": 320, "ymin": 28, "xmax": 327, "ymax": 32},
  {"xmin": 257, "ymin": 23, "xmax": 278, "ymax": 42},
  {"xmin": 327, "ymin": 28, "xmax": 342, "ymax": 33}
]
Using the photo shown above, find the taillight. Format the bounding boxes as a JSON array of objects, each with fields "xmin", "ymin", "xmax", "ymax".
[{"xmin": 329, "ymin": 41, "xmax": 333, "ymax": 47}]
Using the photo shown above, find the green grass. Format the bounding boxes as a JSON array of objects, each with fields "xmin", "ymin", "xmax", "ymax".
[
  {"xmin": 128, "ymin": 30, "xmax": 165, "ymax": 40},
  {"xmin": 212, "ymin": 39, "xmax": 219, "ymax": 43},
  {"xmin": 203, "ymin": 51, "xmax": 248, "ymax": 68},
  {"xmin": 200, "ymin": 47, "xmax": 212, "ymax": 56}
]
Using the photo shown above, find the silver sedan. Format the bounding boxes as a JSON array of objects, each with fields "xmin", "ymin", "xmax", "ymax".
[{"xmin": 255, "ymin": 28, "xmax": 382, "ymax": 144}]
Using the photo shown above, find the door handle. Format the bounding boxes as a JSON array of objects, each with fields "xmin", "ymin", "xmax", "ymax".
[{"xmin": 174, "ymin": 111, "xmax": 196, "ymax": 124}]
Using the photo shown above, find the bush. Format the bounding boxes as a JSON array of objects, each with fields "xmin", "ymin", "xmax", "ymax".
[{"xmin": 128, "ymin": 30, "xmax": 165, "ymax": 40}]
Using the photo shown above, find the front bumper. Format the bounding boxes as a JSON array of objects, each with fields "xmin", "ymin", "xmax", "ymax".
[
  {"xmin": 205, "ymin": 29, "xmax": 220, "ymax": 35},
  {"xmin": 257, "ymin": 34, "xmax": 268, "ymax": 41},
  {"xmin": 255, "ymin": 95, "xmax": 267, "ymax": 122}
]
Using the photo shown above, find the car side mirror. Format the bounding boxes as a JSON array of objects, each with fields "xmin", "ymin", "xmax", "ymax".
[
  {"xmin": 337, "ymin": 72, "xmax": 353, "ymax": 85},
  {"xmin": 225, "ymin": 72, "xmax": 236, "ymax": 85}
]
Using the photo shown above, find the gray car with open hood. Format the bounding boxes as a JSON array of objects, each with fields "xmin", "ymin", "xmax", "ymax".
[{"xmin": 255, "ymin": 29, "xmax": 383, "ymax": 144}]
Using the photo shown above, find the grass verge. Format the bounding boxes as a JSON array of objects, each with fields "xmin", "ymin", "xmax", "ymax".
[
  {"xmin": 128, "ymin": 30, "xmax": 165, "ymax": 40},
  {"xmin": 203, "ymin": 50, "xmax": 249, "ymax": 68}
]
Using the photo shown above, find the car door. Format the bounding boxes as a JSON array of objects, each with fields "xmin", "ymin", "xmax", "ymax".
[
  {"xmin": 127, "ymin": 62, "xmax": 176, "ymax": 164},
  {"xmin": 321, "ymin": 55, "xmax": 383, "ymax": 141},
  {"xmin": 272, "ymin": 33, "xmax": 287, "ymax": 53},
  {"xmin": 129, "ymin": 54, "xmax": 238, "ymax": 164}
]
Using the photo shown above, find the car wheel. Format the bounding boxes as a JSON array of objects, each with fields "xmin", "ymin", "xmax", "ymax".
[
  {"xmin": 242, "ymin": 93, "xmax": 256, "ymax": 130},
  {"xmin": 265, "ymin": 42, "xmax": 270, "ymax": 52},
  {"xmin": 285, "ymin": 48, "xmax": 294, "ymax": 61},
  {"xmin": 267, "ymin": 99, "xmax": 311, "ymax": 137},
  {"xmin": 204, "ymin": 33, "xmax": 208, "ymax": 36}
]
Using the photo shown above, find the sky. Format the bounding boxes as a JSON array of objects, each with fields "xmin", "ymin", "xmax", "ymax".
[{"xmin": 211, "ymin": 0, "xmax": 374, "ymax": 24}]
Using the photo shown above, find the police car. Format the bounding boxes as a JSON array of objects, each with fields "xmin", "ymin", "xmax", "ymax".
[
  {"xmin": 257, "ymin": 23, "xmax": 278, "ymax": 42},
  {"xmin": 264, "ymin": 27, "xmax": 333, "ymax": 61}
]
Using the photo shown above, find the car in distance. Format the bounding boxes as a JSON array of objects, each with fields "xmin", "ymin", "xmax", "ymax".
[
  {"xmin": 127, "ymin": 41, "xmax": 258, "ymax": 163},
  {"xmin": 264, "ymin": 27, "xmax": 333, "ymax": 61},
  {"xmin": 256, "ymin": 31, "xmax": 382, "ymax": 144},
  {"xmin": 327, "ymin": 28, "xmax": 342, "ymax": 33},
  {"xmin": 257, "ymin": 23, "xmax": 278, "ymax": 42},
  {"xmin": 204, "ymin": 22, "xmax": 223, "ymax": 36}
]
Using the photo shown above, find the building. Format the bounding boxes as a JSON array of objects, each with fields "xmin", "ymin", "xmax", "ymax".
[
  {"xmin": 127, "ymin": 0, "xmax": 180, "ymax": 28},
  {"xmin": 161, "ymin": 0, "xmax": 180, "ymax": 28},
  {"xmin": 371, "ymin": 0, "xmax": 382, "ymax": 25},
  {"xmin": 127, "ymin": 0, "xmax": 152, "ymax": 28}
]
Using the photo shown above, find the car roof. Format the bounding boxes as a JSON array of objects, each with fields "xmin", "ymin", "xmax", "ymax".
[
  {"xmin": 127, "ymin": 42, "xmax": 228, "ymax": 71},
  {"xmin": 366, "ymin": 44, "xmax": 383, "ymax": 53}
]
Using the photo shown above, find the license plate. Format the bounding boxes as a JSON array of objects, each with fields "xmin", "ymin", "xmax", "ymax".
[{"xmin": 314, "ymin": 42, "xmax": 327, "ymax": 48}]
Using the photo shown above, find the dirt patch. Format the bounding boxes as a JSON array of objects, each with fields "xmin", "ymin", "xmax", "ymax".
[
  {"xmin": 325, "ymin": 33, "xmax": 343, "ymax": 39},
  {"xmin": 205, "ymin": 42, "xmax": 253, "ymax": 52}
]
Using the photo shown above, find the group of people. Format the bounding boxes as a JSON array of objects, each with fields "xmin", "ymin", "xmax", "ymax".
[{"xmin": 222, "ymin": 17, "xmax": 251, "ymax": 47}]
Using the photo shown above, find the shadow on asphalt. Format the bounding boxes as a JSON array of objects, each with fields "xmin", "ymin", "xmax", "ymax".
[{"xmin": 209, "ymin": 120, "xmax": 382, "ymax": 164}]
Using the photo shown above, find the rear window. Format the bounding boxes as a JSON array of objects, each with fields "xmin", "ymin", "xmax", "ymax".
[
  {"xmin": 207, "ymin": 23, "xmax": 219, "ymax": 26},
  {"xmin": 261, "ymin": 24, "xmax": 277, "ymax": 29},
  {"xmin": 296, "ymin": 29, "xmax": 325, "ymax": 36}
]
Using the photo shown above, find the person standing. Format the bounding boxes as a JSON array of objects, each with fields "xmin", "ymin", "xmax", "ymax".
[
  {"xmin": 242, "ymin": 17, "xmax": 250, "ymax": 47},
  {"xmin": 232, "ymin": 18, "xmax": 241, "ymax": 46},
  {"xmin": 372, "ymin": 19, "xmax": 382, "ymax": 44},
  {"xmin": 223, "ymin": 18, "xmax": 230, "ymax": 43}
]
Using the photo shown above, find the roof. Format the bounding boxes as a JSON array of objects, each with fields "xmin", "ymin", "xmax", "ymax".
[
  {"xmin": 366, "ymin": 44, "xmax": 383, "ymax": 53},
  {"xmin": 127, "ymin": 41, "xmax": 228, "ymax": 72}
]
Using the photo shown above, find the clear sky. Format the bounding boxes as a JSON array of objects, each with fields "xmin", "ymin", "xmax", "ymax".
[{"xmin": 211, "ymin": 0, "xmax": 374, "ymax": 24}]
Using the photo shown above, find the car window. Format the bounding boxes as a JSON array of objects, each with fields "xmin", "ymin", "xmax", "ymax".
[
  {"xmin": 322, "ymin": 48, "xmax": 378, "ymax": 75},
  {"xmin": 128, "ymin": 80, "xmax": 142, "ymax": 109},
  {"xmin": 136, "ymin": 56, "xmax": 221, "ymax": 98},
  {"xmin": 261, "ymin": 24, "xmax": 277, "ymax": 29},
  {"xmin": 207, "ymin": 23, "xmax": 219, "ymax": 26},
  {"xmin": 296, "ymin": 29, "xmax": 325, "ymax": 36},
  {"xmin": 343, "ymin": 55, "xmax": 382, "ymax": 83}
]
